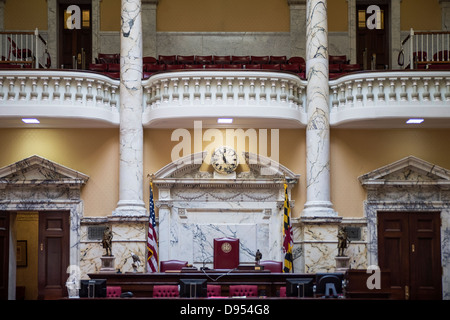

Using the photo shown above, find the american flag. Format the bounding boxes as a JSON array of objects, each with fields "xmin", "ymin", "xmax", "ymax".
[
  {"xmin": 283, "ymin": 183, "xmax": 294, "ymax": 273},
  {"xmin": 147, "ymin": 182, "xmax": 159, "ymax": 272}
]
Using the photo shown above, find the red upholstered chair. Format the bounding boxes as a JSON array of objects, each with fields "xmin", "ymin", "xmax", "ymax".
[
  {"xmin": 160, "ymin": 260, "xmax": 188, "ymax": 272},
  {"xmin": 229, "ymin": 285, "xmax": 258, "ymax": 297},
  {"xmin": 213, "ymin": 55, "xmax": 231, "ymax": 65},
  {"xmin": 106, "ymin": 286, "xmax": 122, "ymax": 298},
  {"xmin": 251, "ymin": 55, "xmax": 270, "ymax": 65},
  {"xmin": 158, "ymin": 55, "xmax": 177, "ymax": 65},
  {"xmin": 270, "ymin": 55, "xmax": 287, "ymax": 64},
  {"xmin": 153, "ymin": 285, "xmax": 179, "ymax": 298},
  {"xmin": 279, "ymin": 286, "xmax": 286, "ymax": 297},
  {"xmin": 259, "ymin": 260, "xmax": 282, "ymax": 273},
  {"xmin": 207, "ymin": 284, "xmax": 222, "ymax": 297},
  {"xmin": 196, "ymin": 55, "xmax": 213, "ymax": 65},
  {"xmin": 231, "ymin": 55, "xmax": 250, "ymax": 65},
  {"xmin": 177, "ymin": 55, "xmax": 195, "ymax": 64}
]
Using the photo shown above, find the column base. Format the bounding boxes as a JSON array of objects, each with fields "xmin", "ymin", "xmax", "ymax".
[
  {"xmin": 113, "ymin": 200, "xmax": 147, "ymax": 216},
  {"xmin": 302, "ymin": 200, "xmax": 338, "ymax": 217}
]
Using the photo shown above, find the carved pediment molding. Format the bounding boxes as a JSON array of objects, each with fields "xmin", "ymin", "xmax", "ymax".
[
  {"xmin": 359, "ymin": 155, "xmax": 450, "ymax": 189},
  {"xmin": 0, "ymin": 155, "xmax": 89, "ymax": 188},
  {"xmin": 151, "ymin": 152, "xmax": 300, "ymax": 189}
]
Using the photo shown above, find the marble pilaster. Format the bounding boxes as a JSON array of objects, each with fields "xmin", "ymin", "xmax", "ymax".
[
  {"xmin": 440, "ymin": 0, "xmax": 450, "ymax": 30},
  {"xmin": 303, "ymin": 0, "xmax": 336, "ymax": 217},
  {"xmin": 114, "ymin": 0, "xmax": 146, "ymax": 216},
  {"xmin": 288, "ymin": 0, "xmax": 307, "ymax": 58},
  {"xmin": 142, "ymin": 0, "xmax": 158, "ymax": 58}
]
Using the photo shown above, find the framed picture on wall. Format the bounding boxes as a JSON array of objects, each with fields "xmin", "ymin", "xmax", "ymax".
[{"xmin": 17, "ymin": 240, "xmax": 27, "ymax": 267}]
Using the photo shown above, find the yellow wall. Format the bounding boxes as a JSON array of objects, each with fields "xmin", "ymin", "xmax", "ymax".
[
  {"xmin": 401, "ymin": 0, "xmax": 442, "ymax": 31},
  {"xmin": 0, "ymin": 129, "xmax": 119, "ymax": 217},
  {"xmin": 4, "ymin": 0, "xmax": 47, "ymax": 30},
  {"xmin": 331, "ymin": 129, "xmax": 450, "ymax": 217},
  {"xmin": 101, "ymin": 0, "xmax": 121, "ymax": 31},
  {"xmin": 156, "ymin": 0, "xmax": 290, "ymax": 32},
  {"xmin": 328, "ymin": 0, "xmax": 348, "ymax": 32}
]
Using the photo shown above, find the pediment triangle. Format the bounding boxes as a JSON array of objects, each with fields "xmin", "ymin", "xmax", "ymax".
[
  {"xmin": 359, "ymin": 156, "xmax": 450, "ymax": 184},
  {"xmin": 0, "ymin": 155, "xmax": 89, "ymax": 183}
]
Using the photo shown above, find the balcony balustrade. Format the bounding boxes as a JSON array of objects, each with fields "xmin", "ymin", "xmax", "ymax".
[
  {"xmin": 142, "ymin": 70, "xmax": 307, "ymax": 127},
  {"xmin": 0, "ymin": 69, "xmax": 449, "ymax": 128},
  {"xmin": 0, "ymin": 70, "xmax": 120, "ymax": 127},
  {"xmin": 329, "ymin": 71, "xmax": 450, "ymax": 127}
]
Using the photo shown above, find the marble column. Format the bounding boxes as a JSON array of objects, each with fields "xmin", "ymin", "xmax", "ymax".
[
  {"xmin": 114, "ymin": 0, "xmax": 146, "ymax": 216},
  {"xmin": 303, "ymin": 0, "xmax": 336, "ymax": 217}
]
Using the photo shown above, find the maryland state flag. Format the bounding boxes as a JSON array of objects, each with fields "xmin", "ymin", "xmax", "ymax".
[
  {"xmin": 147, "ymin": 182, "xmax": 159, "ymax": 272},
  {"xmin": 283, "ymin": 183, "xmax": 294, "ymax": 273}
]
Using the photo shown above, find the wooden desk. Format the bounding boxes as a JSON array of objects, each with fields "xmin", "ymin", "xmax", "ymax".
[{"xmin": 88, "ymin": 269, "xmax": 311, "ymax": 298}]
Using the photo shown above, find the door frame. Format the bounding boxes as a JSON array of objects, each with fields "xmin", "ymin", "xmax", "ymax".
[
  {"xmin": 47, "ymin": 0, "xmax": 100, "ymax": 68},
  {"xmin": 356, "ymin": 2, "xmax": 390, "ymax": 69}
]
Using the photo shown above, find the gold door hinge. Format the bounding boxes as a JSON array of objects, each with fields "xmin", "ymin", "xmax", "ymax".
[
  {"xmin": 405, "ymin": 285, "xmax": 410, "ymax": 300},
  {"xmin": 411, "ymin": 244, "xmax": 415, "ymax": 253},
  {"xmin": 40, "ymin": 243, "xmax": 44, "ymax": 251}
]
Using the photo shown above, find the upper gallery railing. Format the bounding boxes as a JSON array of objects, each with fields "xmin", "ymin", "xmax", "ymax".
[
  {"xmin": 400, "ymin": 28, "xmax": 450, "ymax": 69},
  {"xmin": 329, "ymin": 70, "xmax": 450, "ymax": 126},
  {"xmin": 142, "ymin": 70, "xmax": 307, "ymax": 126},
  {"xmin": 0, "ymin": 29, "xmax": 50, "ymax": 69},
  {"xmin": 1, "ymin": 68, "xmax": 450, "ymax": 128},
  {"xmin": 0, "ymin": 70, "xmax": 120, "ymax": 125}
]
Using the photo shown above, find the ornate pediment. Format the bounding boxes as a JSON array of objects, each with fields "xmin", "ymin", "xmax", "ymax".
[
  {"xmin": 152, "ymin": 152, "xmax": 300, "ymax": 188},
  {"xmin": 359, "ymin": 156, "xmax": 450, "ymax": 188},
  {"xmin": 0, "ymin": 155, "xmax": 89, "ymax": 187}
]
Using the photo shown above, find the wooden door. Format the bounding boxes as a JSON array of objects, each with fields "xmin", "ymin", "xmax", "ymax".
[
  {"xmin": 38, "ymin": 211, "xmax": 70, "ymax": 300},
  {"xmin": 356, "ymin": 3, "xmax": 389, "ymax": 69},
  {"xmin": 0, "ymin": 211, "xmax": 9, "ymax": 300},
  {"xmin": 59, "ymin": 2, "xmax": 92, "ymax": 69},
  {"xmin": 378, "ymin": 212, "xmax": 442, "ymax": 300}
]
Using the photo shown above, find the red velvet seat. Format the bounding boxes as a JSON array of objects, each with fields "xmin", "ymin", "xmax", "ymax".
[
  {"xmin": 143, "ymin": 56, "xmax": 157, "ymax": 64},
  {"xmin": 251, "ymin": 56, "xmax": 270, "ymax": 64},
  {"xmin": 153, "ymin": 285, "xmax": 179, "ymax": 298},
  {"xmin": 259, "ymin": 260, "xmax": 282, "ymax": 273},
  {"xmin": 270, "ymin": 55, "xmax": 287, "ymax": 64},
  {"xmin": 89, "ymin": 63, "xmax": 108, "ymax": 72},
  {"xmin": 158, "ymin": 55, "xmax": 177, "ymax": 65},
  {"xmin": 229, "ymin": 285, "xmax": 258, "ymax": 297},
  {"xmin": 231, "ymin": 55, "xmax": 250, "ymax": 65},
  {"xmin": 262, "ymin": 64, "xmax": 281, "ymax": 70},
  {"xmin": 106, "ymin": 286, "xmax": 122, "ymax": 298},
  {"xmin": 213, "ymin": 55, "xmax": 231, "ymax": 65},
  {"xmin": 207, "ymin": 284, "xmax": 222, "ymax": 297},
  {"xmin": 107, "ymin": 63, "xmax": 120, "ymax": 72},
  {"xmin": 160, "ymin": 260, "xmax": 188, "ymax": 272},
  {"xmin": 196, "ymin": 55, "xmax": 213, "ymax": 65},
  {"xmin": 329, "ymin": 55, "xmax": 348, "ymax": 65},
  {"xmin": 281, "ymin": 63, "xmax": 300, "ymax": 73},
  {"xmin": 177, "ymin": 55, "xmax": 195, "ymax": 64}
]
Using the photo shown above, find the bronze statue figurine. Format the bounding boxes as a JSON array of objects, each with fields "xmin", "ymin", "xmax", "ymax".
[
  {"xmin": 255, "ymin": 249, "xmax": 262, "ymax": 265},
  {"xmin": 102, "ymin": 226, "xmax": 113, "ymax": 256},
  {"xmin": 337, "ymin": 226, "xmax": 349, "ymax": 257}
]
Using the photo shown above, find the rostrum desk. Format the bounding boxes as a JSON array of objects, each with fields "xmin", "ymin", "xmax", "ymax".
[{"xmin": 88, "ymin": 269, "xmax": 310, "ymax": 298}]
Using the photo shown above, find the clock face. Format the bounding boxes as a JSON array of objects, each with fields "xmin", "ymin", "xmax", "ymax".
[{"xmin": 211, "ymin": 146, "xmax": 238, "ymax": 174}]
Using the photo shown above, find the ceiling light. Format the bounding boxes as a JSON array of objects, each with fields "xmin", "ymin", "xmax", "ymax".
[
  {"xmin": 22, "ymin": 118, "xmax": 40, "ymax": 124},
  {"xmin": 217, "ymin": 118, "xmax": 233, "ymax": 124},
  {"xmin": 406, "ymin": 118, "xmax": 424, "ymax": 124}
]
